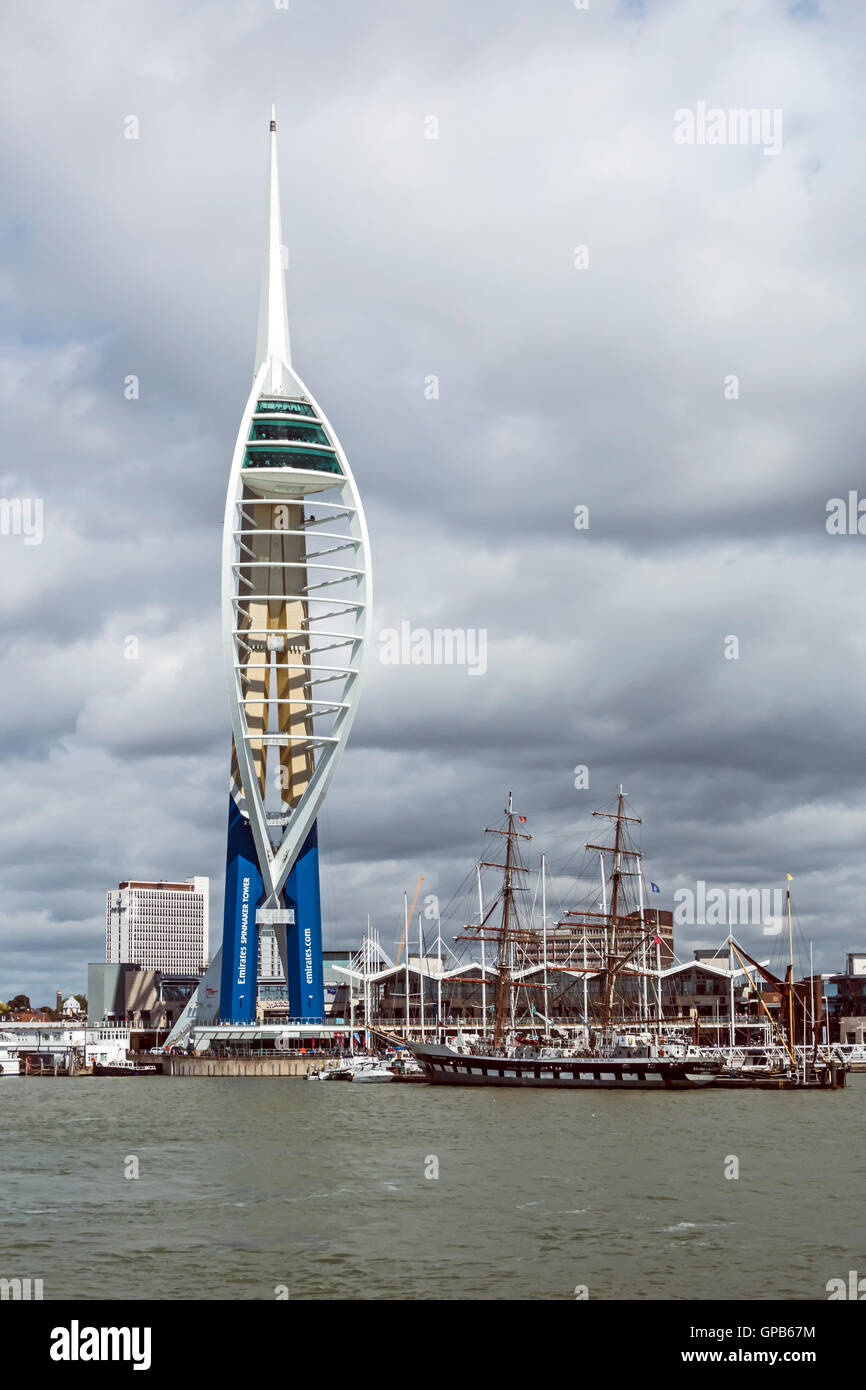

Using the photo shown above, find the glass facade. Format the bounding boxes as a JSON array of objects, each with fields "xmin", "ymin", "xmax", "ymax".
[
  {"xmin": 258, "ymin": 983, "xmax": 289, "ymax": 1001},
  {"xmin": 243, "ymin": 447, "xmax": 342, "ymax": 475},
  {"xmin": 249, "ymin": 421, "xmax": 329, "ymax": 445},
  {"xmin": 256, "ymin": 399, "xmax": 316, "ymax": 416}
]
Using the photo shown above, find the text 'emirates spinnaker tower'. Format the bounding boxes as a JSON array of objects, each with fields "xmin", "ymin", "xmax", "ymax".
[{"xmin": 218, "ymin": 109, "xmax": 371, "ymax": 1022}]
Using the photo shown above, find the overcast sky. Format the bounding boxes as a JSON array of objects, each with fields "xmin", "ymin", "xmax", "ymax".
[{"xmin": 0, "ymin": 0, "xmax": 864, "ymax": 1001}]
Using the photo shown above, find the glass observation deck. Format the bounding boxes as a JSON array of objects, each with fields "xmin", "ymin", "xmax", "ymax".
[
  {"xmin": 248, "ymin": 421, "xmax": 330, "ymax": 445},
  {"xmin": 255, "ymin": 398, "xmax": 317, "ymax": 416},
  {"xmin": 243, "ymin": 443, "xmax": 342, "ymax": 475}
]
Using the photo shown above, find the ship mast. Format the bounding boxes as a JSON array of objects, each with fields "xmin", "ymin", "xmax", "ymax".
[
  {"xmin": 609, "ymin": 786, "xmax": 625, "ymax": 954},
  {"xmin": 785, "ymin": 874, "xmax": 795, "ymax": 1064},
  {"xmin": 605, "ymin": 789, "xmax": 625, "ymax": 1029},
  {"xmin": 585, "ymin": 788, "xmax": 643, "ymax": 1030},
  {"xmin": 458, "ymin": 793, "xmax": 532, "ymax": 1049},
  {"xmin": 492, "ymin": 793, "xmax": 522, "ymax": 1047}
]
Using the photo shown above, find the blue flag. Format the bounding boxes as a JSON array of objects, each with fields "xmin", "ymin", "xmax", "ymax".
[{"xmin": 651, "ymin": 882, "xmax": 660, "ymax": 893}]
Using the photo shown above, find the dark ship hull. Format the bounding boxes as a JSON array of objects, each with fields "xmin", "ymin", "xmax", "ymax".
[
  {"xmin": 92, "ymin": 1063, "xmax": 158, "ymax": 1076},
  {"xmin": 410, "ymin": 1042, "xmax": 720, "ymax": 1089}
]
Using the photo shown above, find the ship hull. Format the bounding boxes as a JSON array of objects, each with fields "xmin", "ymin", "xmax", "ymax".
[
  {"xmin": 410, "ymin": 1043, "xmax": 718, "ymax": 1089},
  {"xmin": 92, "ymin": 1063, "xmax": 157, "ymax": 1077}
]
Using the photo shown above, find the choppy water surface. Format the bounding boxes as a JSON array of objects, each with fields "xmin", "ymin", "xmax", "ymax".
[{"xmin": 2, "ymin": 1075, "xmax": 864, "ymax": 1300}]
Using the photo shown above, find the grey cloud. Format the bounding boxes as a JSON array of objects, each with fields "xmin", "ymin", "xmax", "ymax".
[{"xmin": 0, "ymin": 0, "xmax": 864, "ymax": 1000}]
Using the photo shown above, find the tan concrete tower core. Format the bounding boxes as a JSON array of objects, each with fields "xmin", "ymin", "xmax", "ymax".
[{"xmin": 233, "ymin": 494, "xmax": 314, "ymax": 810}]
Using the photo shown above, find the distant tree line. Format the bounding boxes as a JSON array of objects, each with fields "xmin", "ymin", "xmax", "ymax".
[{"xmin": 0, "ymin": 993, "xmax": 87, "ymax": 1019}]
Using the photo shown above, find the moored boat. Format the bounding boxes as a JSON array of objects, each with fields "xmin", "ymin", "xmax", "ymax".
[
  {"xmin": 349, "ymin": 1061, "xmax": 394, "ymax": 1083},
  {"xmin": 408, "ymin": 1038, "xmax": 718, "ymax": 1088},
  {"xmin": 401, "ymin": 794, "xmax": 724, "ymax": 1090},
  {"xmin": 308, "ymin": 1055, "xmax": 394, "ymax": 1081},
  {"xmin": 92, "ymin": 1061, "xmax": 158, "ymax": 1076}
]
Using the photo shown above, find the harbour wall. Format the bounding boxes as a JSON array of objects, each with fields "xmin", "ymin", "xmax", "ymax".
[{"xmin": 166, "ymin": 1054, "xmax": 325, "ymax": 1078}]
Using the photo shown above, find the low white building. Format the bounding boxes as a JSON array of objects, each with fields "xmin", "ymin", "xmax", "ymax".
[{"xmin": 0, "ymin": 1021, "xmax": 132, "ymax": 1073}]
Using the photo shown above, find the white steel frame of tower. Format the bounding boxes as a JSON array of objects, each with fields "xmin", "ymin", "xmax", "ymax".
[
  {"xmin": 222, "ymin": 106, "xmax": 372, "ymax": 912},
  {"xmin": 163, "ymin": 108, "xmax": 371, "ymax": 1046}
]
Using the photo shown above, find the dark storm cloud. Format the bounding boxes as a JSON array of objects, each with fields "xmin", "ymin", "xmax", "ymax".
[{"xmin": 0, "ymin": 0, "xmax": 864, "ymax": 1000}]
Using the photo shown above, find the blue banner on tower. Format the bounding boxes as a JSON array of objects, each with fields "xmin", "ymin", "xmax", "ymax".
[
  {"xmin": 283, "ymin": 821, "xmax": 325, "ymax": 1021},
  {"xmin": 220, "ymin": 796, "xmax": 262, "ymax": 1023}
]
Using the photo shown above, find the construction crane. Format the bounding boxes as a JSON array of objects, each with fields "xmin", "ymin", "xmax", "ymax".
[{"xmin": 395, "ymin": 876, "xmax": 424, "ymax": 966}]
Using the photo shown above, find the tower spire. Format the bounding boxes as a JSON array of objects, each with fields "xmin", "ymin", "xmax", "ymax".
[{"xmin": 255, "ymin": 105, "xmax": 293, "ymax": 393}]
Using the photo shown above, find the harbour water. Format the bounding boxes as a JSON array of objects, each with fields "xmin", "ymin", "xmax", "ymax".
[{"xmin": 2, "ymin": 1076, "xmax": 863, "ymax": 1301}]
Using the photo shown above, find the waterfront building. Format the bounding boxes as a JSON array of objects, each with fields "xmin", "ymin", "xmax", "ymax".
[
  {"xmin": 258, "ymin": 948, "xmax": 354, "ymax": 1017},
  {"xmin": 105, "ymin": 878, "xmax": 209, "ymax": 975},
  {"xmin": 328, "ymin": 949, "xmax": 760, "ymax": 1034},
  {"xmin": 0, "ymin": 1020, "xmax": 134, "ymax": 1073},
  {"xmin": 521, "ymin": 908, "xmax": 675, "ymax": 972},
  {"xmin": 829, "ymin": 952, "xmax": 866, "ymax": 1044},
  {"xmin": 87, "ymin": 962, "xmax": 198, "ymax": 1030},
  {"xmin": 216, "ymin": 108, "xmax": 371, "ymax": 1025}
]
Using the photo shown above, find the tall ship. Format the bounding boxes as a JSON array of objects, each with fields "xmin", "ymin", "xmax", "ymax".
[{"xmin": 404, "ymin": 793, "xmax": 722, "ymax": 1089}]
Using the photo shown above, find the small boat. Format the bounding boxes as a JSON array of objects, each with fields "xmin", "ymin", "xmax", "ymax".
[
  {"xmin": 308, "ymin": 1055, "xmax": 393, "ymax": 1081},
  {"xmin": 390, "ymin": 1055, "xmax": 426, "ymax": 1081},
  {"xmin": 307, "ymin": 1062, "xmax": 349, "ymax": 1080},
  {"xmin": 349, "ymin": 1061, "xmax": 394, "ymax": 1083},
  {"xmin": 92, "ymin": 1061, "xmax": 158, "ymax": 1076}
]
